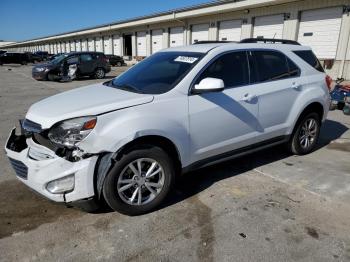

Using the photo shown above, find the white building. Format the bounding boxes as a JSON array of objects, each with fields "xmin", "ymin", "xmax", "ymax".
[
  {"xmin": 2, "ymin": 0, "xmax": 350, "ymax": 79},
  {"xmin": 0, "ymin": 41, "xmax": 16, "ymax": 47}
]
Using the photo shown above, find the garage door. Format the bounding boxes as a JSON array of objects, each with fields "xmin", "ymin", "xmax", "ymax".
[
  {"xmin": 253, "ymin": 14, "xmax": 284, "ymax": 39},
  {"xmin": 103, "ymin": 36, "xmax": 112, "ymax": 55},
  {"xmin": 137, "ymin": 31, "xmax": 147, "ymax": 57},
  {"xmin": 113, "ymin": 35, "xmax": 121, "ymax": 56},
  {"xmin": 75, "ymin": 40, "xmax": 81, "ymax": 52},
  {"xmin": 169, "ymin": 27, "xmax": 184, "ymax": 47},
  {"xmin": 95, "ymin": 37, "xmax": 103, "ymax": 52},
  {"xmin": 298, "ymin": 7, "xmax": 342, "ymax": 59},
  {"xmin": 88, "ymin": 38, "xmax": 94, "ymax": 51},
  {"xmin": 82, "ymin": 39, "xmax": 88, "ymax": 51},
  {"xmin": 70, "ymin": 41, "xmax": 75, "ymax": 52},
  {"xmin": 65, "ymin": 42, "xmax": 70, "ymax": 53},
  {"xmin": 151, "ymin": 29, "xmax": 163, "ymax": 54},
  {"xmin": 191, "ymin": 24, "xmax": 209, "ymax": 44},
  {"xmin": 218, "ymin": 20, "xmax": 242, "ymax": 41},
  {"xmin": 61, "ymin": 42, "xmax": 66, "ymax": 53}
]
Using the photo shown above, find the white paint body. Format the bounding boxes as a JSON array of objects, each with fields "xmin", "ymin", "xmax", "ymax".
[{"xmin": 5, "ymin": 43, "xmax": 330, "ymax": 203}]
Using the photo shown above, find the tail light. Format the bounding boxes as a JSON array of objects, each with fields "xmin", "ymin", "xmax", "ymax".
[
  {"xmin": 101, "ymin": 56, "xmax": 108, "ymax": 63},
  {"xmin": 325, "ymin": 75, "xmax": 332, "ymax": 91}
]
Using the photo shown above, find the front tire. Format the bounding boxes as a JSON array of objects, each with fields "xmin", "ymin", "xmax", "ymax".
[
  {"xmin": 289, "ymin": 112, "xmax": 321, "ymax": 155},
  {"xmin": 94, "ymin": 68, "xmax": 105, "ymax": 79},
  {"xmin": 116, "ymin": 61, "xmax": 122, "ymax": 67},
  {"xmin": 103, "ymin": 145, "xmax": 175, "ymax": 215}
]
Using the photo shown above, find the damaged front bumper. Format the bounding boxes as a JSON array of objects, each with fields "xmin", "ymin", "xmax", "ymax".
[{"xmin": 5, "ymin": 128, "xmax": 98, "ymax": 203}]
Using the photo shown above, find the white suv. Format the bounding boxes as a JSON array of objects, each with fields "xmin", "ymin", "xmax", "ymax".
[{"xmin": 5, "ymin": 39, "xmax": 330, "ymax": 215}]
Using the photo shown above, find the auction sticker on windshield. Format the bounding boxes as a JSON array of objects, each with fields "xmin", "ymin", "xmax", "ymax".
[{"xmin": 174, "ymin": 56, "xmax": 199, "ymax": 64}]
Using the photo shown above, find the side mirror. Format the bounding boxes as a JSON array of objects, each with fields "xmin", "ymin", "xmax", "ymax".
[{"xmin": 193, "ymin": 77, "xmax": 225, "ymax": 94}]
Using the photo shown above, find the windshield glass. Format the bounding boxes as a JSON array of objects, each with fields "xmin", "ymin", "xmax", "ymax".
[
  {"xmin": 110, "ymin": 52, "xmax": 204, "ymax": 94},
  {"xmin": 51, "ymin": 54, "xmax": 68, "ymax": 64}
]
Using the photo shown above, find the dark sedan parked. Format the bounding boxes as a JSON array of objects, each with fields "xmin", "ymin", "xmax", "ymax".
[
  {"xmin": 24, "ymin": 52, "xmax": 42, "ymax": 63},
  {"xmin": 106, "ymin": 54, "xmax": 125, "ymax": 66},
  {"xmin": 32, "ymin": 52, "xmax": 111, "ymax": 81},
  {"xmin": 0, "ymin": 52, "xmax": 28, "ymax": 65}
]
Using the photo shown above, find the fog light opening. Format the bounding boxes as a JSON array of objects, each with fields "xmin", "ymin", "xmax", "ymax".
[{"xmin": 46, "ymin": 174, "xmax": 75, "ymax": 194}]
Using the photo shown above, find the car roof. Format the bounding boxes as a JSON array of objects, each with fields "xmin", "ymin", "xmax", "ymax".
[
  {"xmin": 162, "ymin": 42, "xmax": 311, "ymax": 54},
  {"xmin": 69, "ymin": 51, "xmax": 104, "ymax": 55}
]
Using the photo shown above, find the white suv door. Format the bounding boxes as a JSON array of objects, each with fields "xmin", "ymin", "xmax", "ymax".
[
  {"xmin": 189, "ymin": 51, "xmax": 260, "ymax": 163},
  {"xmin": 248, "ymin": 50, "xmax": 303, "ymax": 142}
]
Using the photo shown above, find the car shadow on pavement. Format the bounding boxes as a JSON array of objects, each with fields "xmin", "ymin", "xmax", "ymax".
[{"xmin": 158, "ymin": 119, "xmax": 349, "ymax": 211}]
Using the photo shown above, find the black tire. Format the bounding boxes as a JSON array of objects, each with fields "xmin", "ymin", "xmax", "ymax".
[
  {"xmin": 94, "ymin": 68, "xmax": 105, "ymax": 79},
  {"xmin": 288, "ymin": 112, "xmax": 321, "ymax": 155},
  {"xmin": 103, "ymin": 145, "xmax": 175, "ymax": 216},
  {"xmin": 116, "ymin": 61, "xmax": 122, "ymax": 67},
  {"xmin": 21, "ymin": 61, "xmax": 27, "ymax": 65},
  {"xmin": 47, "ymin": 73, "xmax": 56, "ymax": 81}
]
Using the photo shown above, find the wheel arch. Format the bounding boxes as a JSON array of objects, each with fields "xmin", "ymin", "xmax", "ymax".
[
  {"xmin": 94, "ymin": 135, "xmax": 182, "ymax": 199},
  {"xmin": 290, "ymin": 101, "xmax": 324, "ymax": 136}
]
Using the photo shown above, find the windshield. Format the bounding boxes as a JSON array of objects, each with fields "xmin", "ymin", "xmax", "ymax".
[
  {"xmin": 51, "ymin": 54, "xmax": 68, "ymax": 64},
  {"xmin": 109, "ymin": 52, "xmax": 204, "ymax": 94}
]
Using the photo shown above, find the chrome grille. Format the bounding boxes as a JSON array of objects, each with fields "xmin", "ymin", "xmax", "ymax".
[{"xmin": 8, "ymin": 158, "xmax": 28, "ymax": 179}]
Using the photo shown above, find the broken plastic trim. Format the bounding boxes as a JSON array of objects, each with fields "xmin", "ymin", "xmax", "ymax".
[
  {"xmin": 95, "ymin": 153, "xmax": 115, "ymax": 199},
  {"xmin": 6, "ymin": 128, "xmax": 27, "ymax": 153}
]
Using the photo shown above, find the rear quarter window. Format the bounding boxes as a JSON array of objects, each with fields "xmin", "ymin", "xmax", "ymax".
[{"xmin": 293, "ymin": 50, "xmax": 324, "ymax": 73}]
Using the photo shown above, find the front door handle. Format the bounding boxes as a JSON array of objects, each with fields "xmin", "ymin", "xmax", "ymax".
[{"xmin": 241, "ymin": 93, "xmax": 257, "ymax": 102}]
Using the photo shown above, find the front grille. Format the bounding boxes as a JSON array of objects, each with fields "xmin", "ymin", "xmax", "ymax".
[
  {"xmin": 8, "ymin": 158, "xmax": 28, "ymax": 179},
  {"xmin": 22, "ymin": 119, "xmax": 42, "ymax": 133}
]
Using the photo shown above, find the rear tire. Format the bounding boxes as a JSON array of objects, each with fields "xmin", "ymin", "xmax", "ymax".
[
  {"xmin": 288, "ymin": 112, "xmax": 321, "ymax": 155},
  {"xmin": 116, "ymin": 61, "xmax": 122, "ymax": 67},
  {"xmin": 103, "ymin": 145, "xmax": 175, "ymax": 216},
  {"xmin": 94, "ymin": 68, "xmax": 105, "ymax": 79}
]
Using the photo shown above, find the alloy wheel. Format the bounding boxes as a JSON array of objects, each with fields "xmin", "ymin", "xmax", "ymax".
[
  {"xmin": 117, "ymin": 158, "xmax": 165, "ymax": 206},
  {"xmin": 299, "ymin": 118, "xmax": 318, "ymax": 149}
]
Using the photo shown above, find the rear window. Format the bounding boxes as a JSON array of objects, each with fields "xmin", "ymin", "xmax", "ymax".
[
  {"xmin": 251, "ymin": 51, "xmax": 292, "ymax": 82},
  {"xmin": 293, "ymin": 50, "xmax": 324, "ymax": 73}
]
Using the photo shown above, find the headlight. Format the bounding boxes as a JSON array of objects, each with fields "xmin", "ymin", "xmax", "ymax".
[
  {"xmin": 48, "ymin": 116, "xmax": 97, "ymax": 148},
  {"xmin": 35, "ymin": 67, "xmax": 45, "ymax": 72}
]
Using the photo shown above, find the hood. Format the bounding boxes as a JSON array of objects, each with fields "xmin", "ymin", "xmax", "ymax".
[
  {"xmin": 33, "ymin": 62, "xmax": 55, "ymax": 69},
  {"xmin": 26, "ymin": 83, "xmax": 154, "ymax": 129}
]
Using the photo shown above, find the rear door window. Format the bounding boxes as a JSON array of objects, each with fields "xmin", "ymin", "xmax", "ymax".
[
  {"xmin": 251, "ymin": 50, "xmax": 291, "ymax": 83},
  {"xmin": 293, "ymin": 50, "xmax": 324, "ymax": 73},
  {"xmin": 80, "ymin": 54, "xmax": 93, "ymax": 62},
  {"xmin": 196, "ymin": 51, "xmax": 249, "ymax": 88}
]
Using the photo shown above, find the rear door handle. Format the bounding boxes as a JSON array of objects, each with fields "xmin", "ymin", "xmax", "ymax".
[{"xmin": 241, "ymin": 93, "xmax": 257, "ymax": 102}]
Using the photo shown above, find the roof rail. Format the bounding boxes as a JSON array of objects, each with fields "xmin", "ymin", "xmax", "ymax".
[
  {"xmin": 193, "ymin": 41, "xmax": 234, "ymax": 45},
  {"xmin": 240, "ymin": 38, "xmax": 301, "ymax": 45}
]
